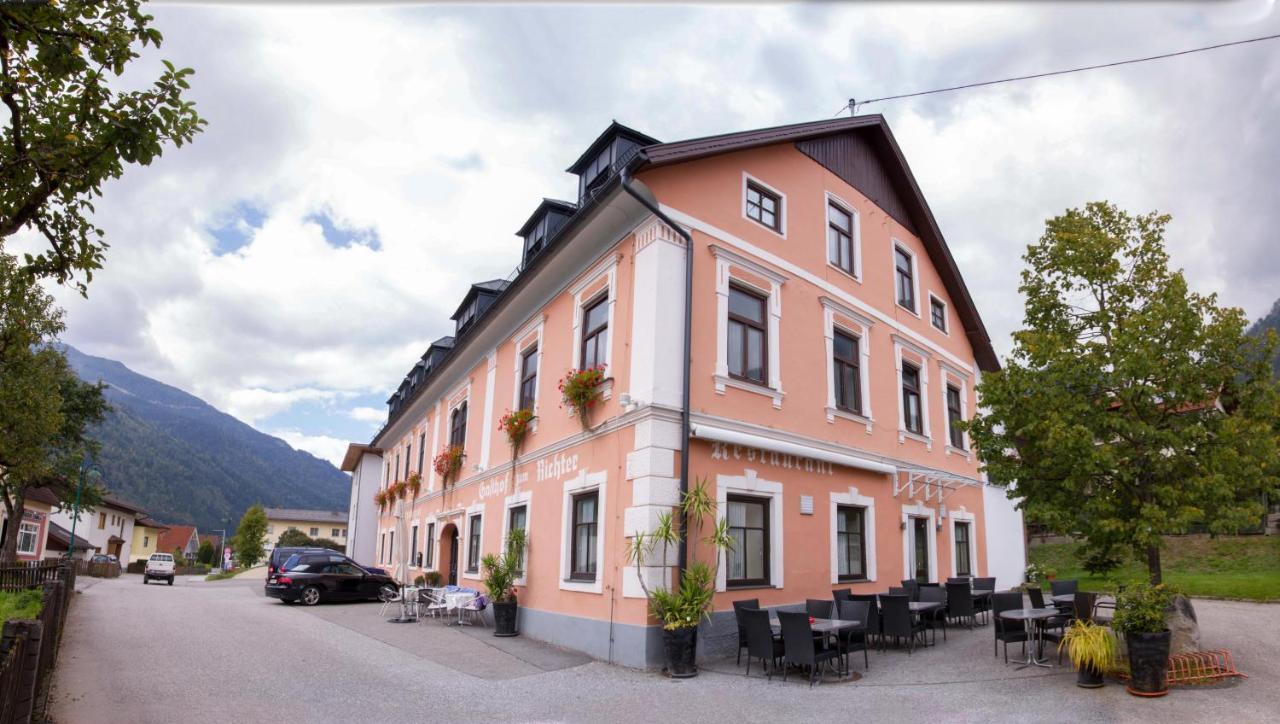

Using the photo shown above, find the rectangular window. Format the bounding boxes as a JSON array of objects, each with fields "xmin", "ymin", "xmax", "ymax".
[
  {"xmin": 947, "ymin": 384, "xmax": 965, "ymax": 449},
  {"xmin": 143, "ymin": 536, "xmax": 149, "ymax": 548},
  {"xmin": 570, "ymin": 491, "xmax": 598, "ymax": 581},
  {"xmin": 727, "ymin": 285, "xmax": 767, "ymax": 384},
  {"xmin": 466, "ymin": 513, "xmax": 482, "ymax": 573},
  {"xmin": 267, "ymin": 525, "xmax": 274, "ymax": 535},
  {"xmin": 930, "ymin": 296, "xmax": 947, "ymax": 332},
  {"xmin": 895, "ymin": 246, "xmax": 916, "ymax": 311},
  {"xmin": 580, "ymin": 297, "xmax": 609, "ymax": 370},
  {"xmin": 380, "ymin": 533, "xmax": 386, "ymax": 563},
  {"xmin": 98, "ymin": 512, "xmax": 106, "ymax": 529},
  {"xmin": 388, "ymin": 531, "xmax": 394, "ymax": 564},
  {"xmin": 902, "ymin": 363, "xmax": 923, "ymax": 435},
  {"xmin": 827, "ymin": 201, "xmax": 854, "ymax": 275},
  {"xmin": 955, "ymin": 522, "xmax": 972, "ymax": 577},
  {"xmin": 833, "ymin": 330, "xmax": 862, "ymax": 414},
  {"xmin": 417, "ymin": 433, "xmax": 426, "ymax": 473},
  {"xmin": 726, "ymin": 495, "xmax": 770, "ymax": 587},
  {"xmin": 449, "ymin": 402, "xmax": 468, "ymax": 449},
  {"xmin": 425, "ymin": 523, "xmax": 435, "ymax": 567},
  {"xmin": 745, "ymin": 180, "xmax": 780, "ymax": 232},
  {"xmin": 405, "ymin": 444, "xmax": 412, "ymax": 478},
  {"xmin": 508, "ymin": 505, "xmax": 527, "ymax": 576},
  {"xmin": 519, "ymin": 346, "xmax": 539, "ymax": 411},
  {"xmin": 410, "ymin": 524, "xmax": 419, "ymax": 563},
  {"xmin": 17, "ymin": 522, "xmax": 39, "ymax": 555},
  {"xmin": 836, "ymin": 506, "xmax": 866, "ymax": 581}
]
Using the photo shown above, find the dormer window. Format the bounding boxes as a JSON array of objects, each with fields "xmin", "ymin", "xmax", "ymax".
[{"xmin": 567, "ymin": 122, "xmax": 659, "ymax": 205}]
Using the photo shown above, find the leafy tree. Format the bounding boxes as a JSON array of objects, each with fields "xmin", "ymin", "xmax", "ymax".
[
  {"xmin": 310, "ymin": 537, "xmax": 344, "ymax": 554},
  {"xmin": 196, "ymin": 539, "xmax": 214, "ymax": 565},
  {"xmin": 968, "ymin": 202, "xmax": 1280, "ymax": 584},
  {"xmin": 275, "ymin": 528, "xmax": 312, "ymax": 548},
  {"xmin": 0, "ymin": 0, "xmax": 205, "ymax": 293},
  {"xmin": 0, "ymin": 253, "xmax": 107, "ymax": 562},
  {"xmin": 231, "ymin": 504, "xmax": 267, "ymax": 569}
]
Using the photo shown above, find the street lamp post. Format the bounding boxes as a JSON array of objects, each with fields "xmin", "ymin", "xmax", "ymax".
[
  {"xmin": 66, "ymin": 457, "xmax": 100, "ymax": 562},
  {"xmin": 211, "ymin": 528, "xmax": 227, "ymax": 570}
]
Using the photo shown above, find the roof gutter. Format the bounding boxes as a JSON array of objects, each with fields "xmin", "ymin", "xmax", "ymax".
[{"xmin": 620, "ymin": 165, "xmax": 693, "ymax": 579}]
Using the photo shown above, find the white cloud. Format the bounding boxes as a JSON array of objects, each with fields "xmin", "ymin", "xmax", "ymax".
[
  {"xmin": 348, "ymin": 407, "xmax": 385, "ymax": 424},
  {"xmin": 270, "ymin": 429, "xmax": 351, "ymax": 468}
]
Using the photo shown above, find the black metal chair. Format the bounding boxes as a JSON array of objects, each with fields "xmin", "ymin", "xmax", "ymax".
[
  {"xmin": 973, "ymin": 577, "xmax": 996, "ymax": 623},
  {"xmin": 832, "ymin": 588, "xmax": 853, "ymax": 605},
  {"xmin": 992, "ymin": 591, "xmax": 1029, "ymax": 663},
  {"xmin": 1027, "ymin": 587, "xmax": 1067, "ymax": 657},
  {"xmin": 732, "ymin": 598, "xmax": 760, "ymax": 665},
  {"xmin": 850, "ymin": 594, "xmax": 882, "ymax": 651},
  {"xmin": 806, "ymin": 598, "xmax": 834, "ymax": 619},
  {"xmin": 1073, "ymin": 591, "xmax": 1097, "ymax": 624},
  {"xmin": 887, "ymin": 586, "xmax": 908, "ymax": 596},
  {"xmin": 1026, "ymin": 586, "xmax": 1051, "ymax": 609},
  {"xmin": 1049, "ymin": 579, "xmax": 1079, "ymax": 597},
  {"xmin": 836, "ymin": 599, "xmax": 871, "ymax": 671},
  {"xmin": 900, "ymin": 579, "xmax": 921, "ymax": 601},
  {"xmin": 779, "ymin": 611, "xmax": 841, "ymax": 687},
  {"xmin": 741, "ymin": 607, "xmax": 783, "ymax": 679},
  {"xmin": 879, "ymin": 594, "xmax": 927, "ymax": 654},
  {"xmin": 918, "ymin": 585, "xmax": 948, "ymax": 642},
  {"xmin": 944, "ymin": 580, "xmax": 977, "ymax": 629}
]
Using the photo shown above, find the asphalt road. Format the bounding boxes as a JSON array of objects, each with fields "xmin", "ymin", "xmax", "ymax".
[{"xmin": 49, "ymin": 575, "xmax": 1278, "ymax": 723}]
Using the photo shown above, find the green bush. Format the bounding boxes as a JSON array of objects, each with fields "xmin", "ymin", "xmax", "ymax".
[
  {"xmin": 205, "ymin": 569, "xmax": 240, "ymax": 582},
  {"xmin": 422, "ymin": 571, "xmax": 443, "ymax": 587},
  {"xmin": 0, "ymin": 590, "xmax": 44, "ymax": 622},
  {"xmin": 1112, "ymin": 582, "xmax": 1174, "ymax": 635}
]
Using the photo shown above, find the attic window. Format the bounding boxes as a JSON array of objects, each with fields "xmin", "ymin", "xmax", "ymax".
[
  {"xmin": 456, "ymin": 300, "xmax": 477, "ymax": 333},
  {"xmin": 525, "ymin": 217, "xmax": 548, "ymax": 259}
]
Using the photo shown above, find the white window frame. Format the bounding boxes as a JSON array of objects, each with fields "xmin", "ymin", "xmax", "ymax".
[
  {"xmin": 940, "ymin": 362, "xmax": 972, "ymax": 458},
  {"xmin": 711, "ymin": 245, "xmax": 786, "ymax": 408},
  {"xmin": 949, "ymin": 508, "xmax": 978, "ymax": 579},
  {"xmin": 715, "ymin": 469, "xmax": 784, "ymax": 592},
  {"xmin": 461, "ymin": 502, "xmax": 485, "ymax": 582},
  {"xmin": 829, "ymin": 487, "xmax": 876, "ymax": 584},
  {"xmin": 569, "ymin": 255, "xmax": 619, "ymax": 379},
  {"xmin": 892, "ymin": 240, "xmax": 920, "ymax": 316},
  {"xmin": 17, "ymin": 521, "xmax": 39, "ymax": 555},
  {"xmin": 928, "ymin": 293, "xmax": 949, "ymax": 335},
  {"xmin": 410, "ymin": 523, "xmax": 419, "ymax": 566},
  {"xmin": 502, "ymin": 489, "xmax": 533, "ymax": 586},
  {"xmin": 894, "ymin": 335, "xmax": 932, "ymax": 447},
  {"xmin": 821, "ymin": 296, "xmax": 874, "ymax": 431},
  {"xmin": 741, "ymin": 172, "xmax": 787, "ymax": 238},
  {"xmin": 422, "ymin": 517, "xmax": 438, "ymax": 572},
  {"xmin": 559, "ymin": 469, "xmax": 608, "ymax": 594},
  {"xmin": 823, "ymin": 191, "xmax": 861, "ymax": 282},
  {"xmin": 901, "ymin": 500, "xmax": 938, "ymax": 583},
  {"xmin": 510, "ymin": 315, "xmax": 546, "ymax": 425}
]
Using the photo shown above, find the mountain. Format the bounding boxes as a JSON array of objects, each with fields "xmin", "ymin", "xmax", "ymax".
[
  {"xmin": 1248, "ymin": 298, "xmax": 1280, "ymax": 377},
  {"xmin": 64, "ymin": 345, "xmax": 350, "ymax": 531}
]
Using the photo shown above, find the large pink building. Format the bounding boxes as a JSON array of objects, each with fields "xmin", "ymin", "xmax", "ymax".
[{"xmin": 351, "ymin": 115, "xmax": 1025, "ymax": 667}]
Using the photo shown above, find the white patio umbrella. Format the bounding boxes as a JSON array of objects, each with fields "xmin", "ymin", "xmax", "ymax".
[{"xmin": 388, "ymin": 496, "xmax": 415, "ymax": 623}]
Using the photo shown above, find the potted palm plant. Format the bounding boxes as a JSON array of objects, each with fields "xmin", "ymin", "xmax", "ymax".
[
  {"xmin": 481, "ymin": 528, "xmax": 527, "ymax": 637},
  {"xmin": 1058, "ymin": 619, "xmax": 1118, "ymax": 688},
  {"xmin": 1112, "ymin": 582, "xmax": 1174, "ymax": 697},
  {"xmin": 626, "ymin": 477, "xmax": 733, "ymax": 678}
]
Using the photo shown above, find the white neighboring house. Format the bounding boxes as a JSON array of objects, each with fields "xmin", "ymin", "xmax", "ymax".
[
  {"xmin": 48, "ymin": 492, "xmax": 145, "ymax": 563},
  {"xmin": 340, "ymin": 443, "xmax": 383, "ymax": 566}
]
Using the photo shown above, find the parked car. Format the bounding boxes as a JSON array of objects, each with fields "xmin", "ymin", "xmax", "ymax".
[
  {"xmin": 143, "ymin": 553, "xmax": 175, "ymax": 586},
  {"xmin": 280, "ymin": 552, "xmax": 386, "ymax": 577},
  {"xmin": 267, "ymin": 546, "xmax": 342, "ymax": 578},
  {"xmin": 264, "ymin": 554, "xmax": 395, "ymax": 606},
  {"xmin": 91, "ymin": 553, "xmax": 119, "ymax": 564}
]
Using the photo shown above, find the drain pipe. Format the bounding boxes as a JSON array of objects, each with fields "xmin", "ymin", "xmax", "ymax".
[{"xmin": 620, "ymin": 166, "xmax": 693, "ymax": 578}]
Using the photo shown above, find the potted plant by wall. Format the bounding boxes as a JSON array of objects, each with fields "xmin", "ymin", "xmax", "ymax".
[
  {"xmin": 373, "ymin": 489, "xmax": 388, "ymax": 512},
  {"xmin": 481, "ymin": 528, "xmax": 527, "ymax": 637},
  {"xmin": 626, "ymin": 477, "xmax": 733, "ymax": 678},
  {"xmin": 406, "ymin": 472, "xmax": 422, "ymax": 500},
  {"xmin": 499, "ymin": 408, "xmax": 535, "ymax": 461},
  {"xmin": 423, "ymin": 570, "xmax": 443, "ymax": 587},
  {"xmin": 1112, "ymin": 582, "xmax": 1174, "ymax": 697},
  {"xmin": 558, "ymin": 366, "xmax": 605, "ymax": 431},
  {"xmin": 1058, "ymin": 619, "xmax": 1118, "ymax": 688},
  {"xmin": 433, "ymin": 445, "xmax": 465, "ymax": 488}
]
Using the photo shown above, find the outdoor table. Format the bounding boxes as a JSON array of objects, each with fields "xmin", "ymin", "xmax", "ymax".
[
  {"xmin": 444, "ymin": 591, "xmax": 478, "ymax": 625},
  {"xmin": 998, "ymin": 608, "xmax": 1059, "ymax": 669},
  {"xmin": 1051, "ymin": 593, "xmax": 1074, "ymax": 605},
  {"xmin": 908, "ymin": 601, "xmax": 944, "ymax": 614},
  {"xmin": 769, "ymin": 617, "xmax": 863, "ymax": 680}
]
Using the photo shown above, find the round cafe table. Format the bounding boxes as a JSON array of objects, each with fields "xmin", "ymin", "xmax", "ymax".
[{"xmin": 998, "ymin": 608, "xmax": 1060, "ymax": 669}]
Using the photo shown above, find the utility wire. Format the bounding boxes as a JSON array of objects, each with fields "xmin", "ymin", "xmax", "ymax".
[{"xmin": 836, "ymin": 32, "xmax": 1280, "ymax": 116}]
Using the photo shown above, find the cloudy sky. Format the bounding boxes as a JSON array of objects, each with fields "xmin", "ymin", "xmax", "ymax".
[{"xmin": 17, "ymin": 0, "xmax": 1280, "ymax": 466}]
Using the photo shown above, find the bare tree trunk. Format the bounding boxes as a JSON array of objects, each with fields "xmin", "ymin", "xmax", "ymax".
[
  {"xmin": 0, "ymin": 493, "xmax": 25, "ymax": 564},
  {"xmin": 1146, "ymin": 544, "xmax": 1162, "ymax": 585}
]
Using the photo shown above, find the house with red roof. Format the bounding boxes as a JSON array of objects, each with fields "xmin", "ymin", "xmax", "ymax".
[{"xmin": 158, "ymin": 525, "xmax": 200, "ymax": 563}]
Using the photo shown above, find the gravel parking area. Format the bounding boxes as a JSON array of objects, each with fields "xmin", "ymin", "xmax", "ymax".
[{"xmin": 49, "ymin": 575, "xmax": 1277, "ymax": 723}]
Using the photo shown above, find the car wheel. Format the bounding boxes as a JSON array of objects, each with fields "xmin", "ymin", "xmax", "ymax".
[
  {"xmin": 142, "ymin": 577, "xmax": 148, "ymax": 584},
  {"xmin": 300, "ymin": 586, "xmax": 322, "ymax": 606},
  {"xmin": 167, "ymin": 578, "xmax": 173, "ymax": 586}
]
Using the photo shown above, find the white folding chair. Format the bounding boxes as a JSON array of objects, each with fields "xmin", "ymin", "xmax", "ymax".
[
  {"xmin": 460, "ymin": 596, "xmax": 488, "ymax": 627},
  {"xmin": 377, "ymin": 584, "xmax": 403, "ymax": 617},
  {"xmin": 418, "ymin": 588, "xmax": 448, "ymax": 622}
]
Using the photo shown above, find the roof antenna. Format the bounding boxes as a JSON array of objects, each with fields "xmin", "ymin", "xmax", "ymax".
[{"xmin": 848, "ymin": 98, "xmax": 856, "ymax": 117}]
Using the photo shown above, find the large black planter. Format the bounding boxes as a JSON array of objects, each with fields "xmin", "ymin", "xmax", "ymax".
[
  {"xmin": 492, "ymin": 600, "xmax": 519, "ymax": 637},
  {"xmin": 1125, "ymin": 631, "xmax": 1171, "ymax": 697},
  {"xmin": 663, "ymin": 627, "xmax": 698, "ymax": 678},
  {"xmin": 1076, "ymin": 664, "xmax": 1104, "ymax": 688}
]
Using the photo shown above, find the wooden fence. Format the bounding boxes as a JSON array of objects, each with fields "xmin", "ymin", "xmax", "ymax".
[{"xmin": 0, "ymin": 560, "xmax": 76, "ymax": 724}]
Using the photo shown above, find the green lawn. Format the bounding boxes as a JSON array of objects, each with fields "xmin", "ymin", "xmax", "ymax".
[
  {"xmin": 1028, "ymin": 535, "xmax": 1280, "ymax": 602},
  {"xmin": 0, "ymin": 589, "xmax": 44, "ymax": 622}
]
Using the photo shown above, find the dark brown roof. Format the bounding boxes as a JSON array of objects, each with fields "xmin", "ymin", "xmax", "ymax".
[
  {"xmin": 158, "ymin": 525, "xmax": 198, "ymax": 552},
  {"xmin": 341, "ymin": 443, "xmax": 382, "ymax": 472},
  {"xmin": 46, "ymin": 521, "xmax": 95, "ymax": 551},
  {"xmin": 23, "ymin": 487, "xmax": 61, "ymax": 507},
  {"xmin": 637, "ymin": 114, "xmax": 999, "ymax": 372},
  {"xmin": 134, "ymin": 516, "xmax": 169, "ymax": 530}
]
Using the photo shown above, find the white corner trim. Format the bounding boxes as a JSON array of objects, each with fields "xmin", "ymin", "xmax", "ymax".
[
  {"xmin": 479, "ymin": 351, "xmax": 498, "ymax": 470},
  {"xmin": 829, "ymin": 486, "xmax": 877, "ymax": 584},
  {"xmin": 901, "ymin": 501, "xmax": 937, "ymax": 583},
  {"xmin": 715, "ymin": 469, "xmax": 784, "ymax": 592},
  {"xmin": 742, "ymin": 171, "xmax": 787, "ymax": 238},
  {"xmin": 709, "ymin": 244, "xmax": 789, "ymax": 285},
  {"xmin": 559, "ymin": 469, "xmax": 608, "ymax": 594}
]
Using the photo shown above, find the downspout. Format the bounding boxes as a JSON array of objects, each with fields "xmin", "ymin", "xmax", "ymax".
[{"xmin": 620, "ymin": 166, "xmax": 693, "ymax": 577}]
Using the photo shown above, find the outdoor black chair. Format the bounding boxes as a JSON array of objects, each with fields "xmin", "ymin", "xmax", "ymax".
[
  {"xmin": 1049, "ymin": 579, "xmax": 1079, "ymax": 597},
  {"xmin": 944, "ymin": 581, "xmax": 977, "ymax": 629},
  {"xmin": 741, "ymin": 607, "xmax": 783, "ymax": 680},
  {"xmin": 900, "ymin": 579, "xmax": 921, "ymax": 601},
  {"xmin": 918, "ymin": 585, "xmax": 948, "ymax": 642},
  {"xmin": 850, "ymin": 594, "xmax": 882, "ymax": 650},
  {"xmin": 779, "ymin": 611, "xmax": 841, "ymax": 687},
  {"xmin": 992, "ymin": 591, "xmax": 1029, "ymax": 663},
  {"xmin": 732, "ymin": 598, "xmax": 760, "ymax": 665},
  {"xmin": 832, "ymin": 589, "xmax": 853, "ymax": 605},
  {"xmin": 1027, "ymin": 587, "xmax": 1067, "ymax": 656},
  {"xmin": 836, "ymin": 599, "xmax": 871, "ymax": 671},
  {"xmin": 879, "ymin": 594, "xmax": 927, "ymax": 654},
  {"xmin": 887, "ymin": 586, "xmax": 908, "ymax": 596},
  {"xmin": 946, "ymin": 577, "xmax": 970, "ymax": 584},
  {"xmin": 1073, "ymin": 591, "xmax": 1097, "ymax": 624},
  {"xmin": 1026, "ymin": 586, "xmax": 1051, "ymax": 609},
  {"xmin": 973, "ymin": 577, "xmax": 996, "ymax": 622},
  {"xmin": 806, "ymin": 598, "xmax": 834, "ymax": 619}
]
